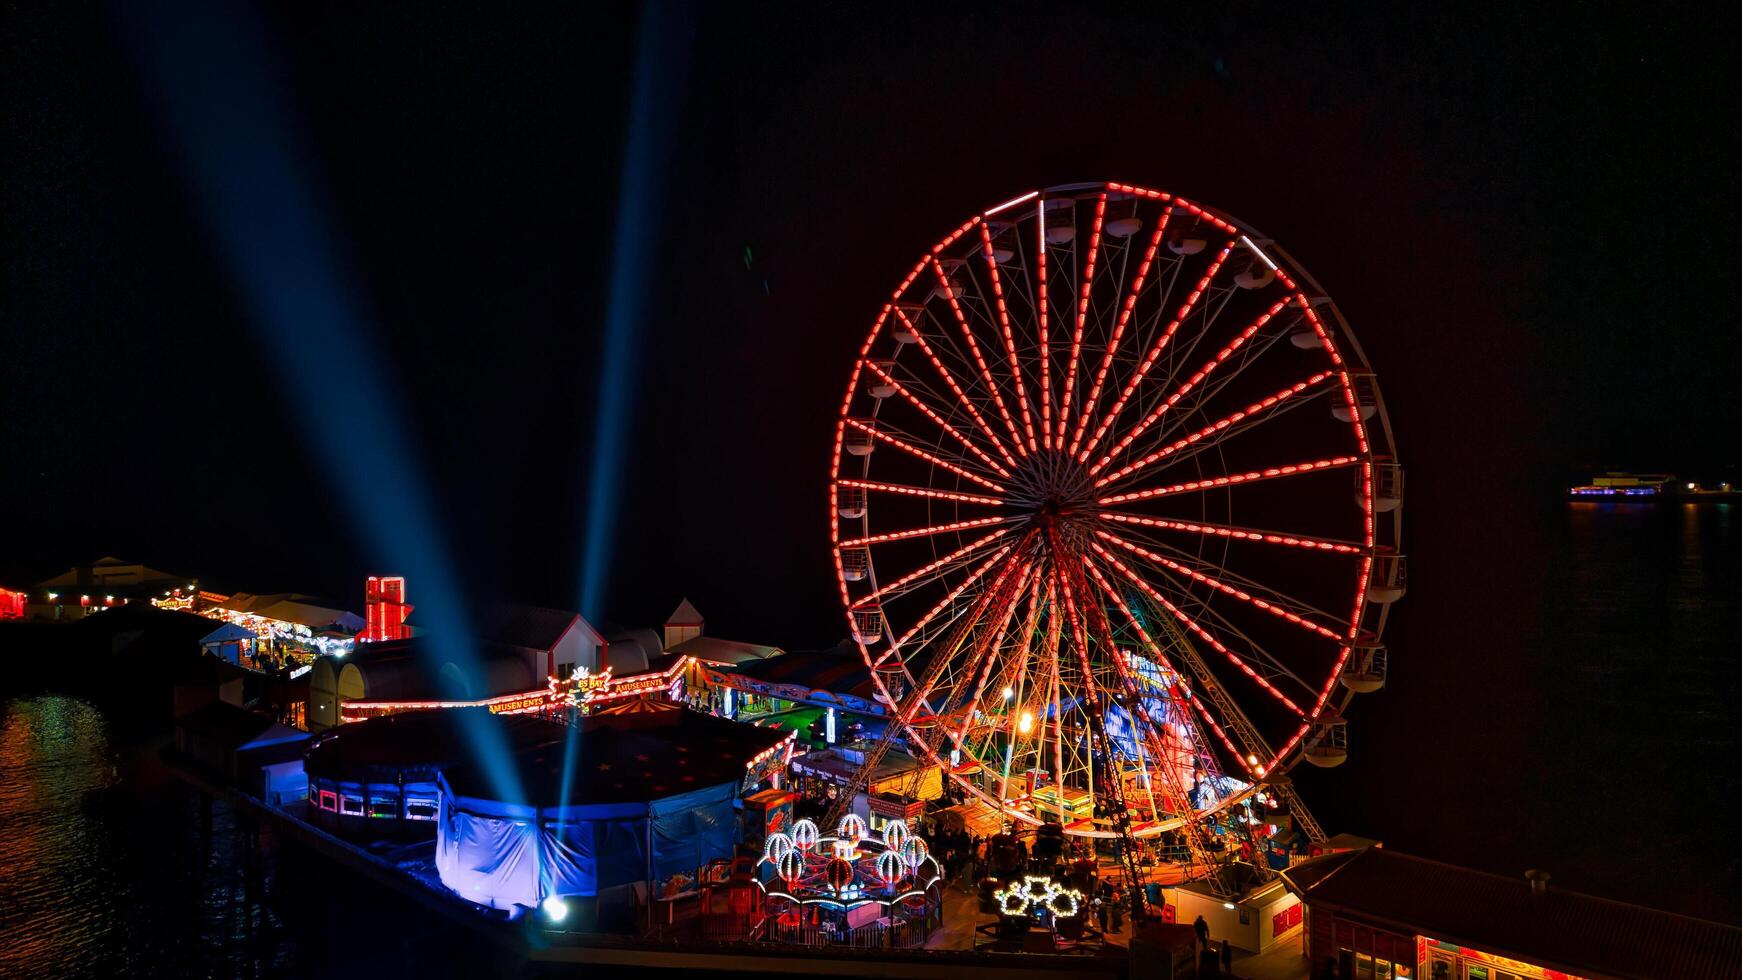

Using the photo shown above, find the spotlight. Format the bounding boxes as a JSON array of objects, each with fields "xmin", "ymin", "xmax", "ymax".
[
  {"xmin": 1223, "ymin": 902, "xmax": 1237, "ymax": 911},
  {"xmin": 1002, "ymin": 686, "xmax": 1015, "ymax": 701},
  {"xmin": 542, "ymin": 895, "xmax": 569, "ymax": 924}
]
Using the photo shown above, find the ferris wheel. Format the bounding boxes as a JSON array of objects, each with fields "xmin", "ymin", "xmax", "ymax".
[{"xmin": 828, "ymin": 182, "xmax": 1404, "ymax": 844}]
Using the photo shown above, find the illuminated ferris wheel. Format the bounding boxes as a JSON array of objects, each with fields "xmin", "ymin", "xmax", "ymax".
[{"xmin": 829, "ymin": 182, "xmax": 1403, "ymax": 844}]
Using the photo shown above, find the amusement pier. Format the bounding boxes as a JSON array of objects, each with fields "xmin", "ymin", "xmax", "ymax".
[{"xmin": 5, "ymin": 184, "xmax": 1738, "ymax": 980}]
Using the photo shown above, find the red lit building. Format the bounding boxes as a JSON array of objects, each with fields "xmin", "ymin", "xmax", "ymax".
[
  {"xmin": 361, "ymin": 575, "xmax": 411, "ymax": 643},
  {"xmin": 0, "ymin": 586, "xmax": 25, "ymax": 620},
  {"xmin": 1282, "ymin": 845, "xmax": 1742, "ymax": 980}
]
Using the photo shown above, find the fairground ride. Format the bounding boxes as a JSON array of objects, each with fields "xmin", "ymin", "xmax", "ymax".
[{"xmin": 825, "ymin": 181, "xmax": 1404, "ymax": 899}]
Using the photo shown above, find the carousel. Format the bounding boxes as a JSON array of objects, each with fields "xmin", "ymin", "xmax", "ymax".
[{"xmin": 755, "ymin": 815, "xmax": 945, "ymax": 948}]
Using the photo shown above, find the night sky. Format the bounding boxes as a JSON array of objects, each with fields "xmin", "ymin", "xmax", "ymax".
[{"xmin": 4, "ymin": 3, "xmax": 1738, "ymax": 642}]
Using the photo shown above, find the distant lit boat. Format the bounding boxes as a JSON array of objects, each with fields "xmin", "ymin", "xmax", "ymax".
[
  {"xmin": 1568, "ymin": 472, "xmax": 1738, "ymax": 500},
  {"xmin": 1568, "ymin": 485, "xmax": 1662, "ymax": 498}
]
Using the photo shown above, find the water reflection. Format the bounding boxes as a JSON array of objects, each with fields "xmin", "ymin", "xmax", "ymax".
[{"xmin": 0, "ymin": 696, "xmax": 518, "ymax": 977}]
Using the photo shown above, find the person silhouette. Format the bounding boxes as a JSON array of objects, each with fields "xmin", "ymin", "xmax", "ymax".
[{"xmin": 1193, "ymin": 913, "xmax": 1209, "ymax": 948}]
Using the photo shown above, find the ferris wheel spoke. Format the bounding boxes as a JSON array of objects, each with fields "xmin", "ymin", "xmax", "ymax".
[
  {"xmin": 1057, "ymin": 193, "xmax": 1106, "ymax": 446},
  {"xmin": 1090, "ymin": 296, "xmax": 1299, "ymax": 475},
  {"xmin": 1067, "ymin": 206, "xmax": 1174, "ymax": 457},
  {"xmin": 1093, "ymin": 528, "xmax": 1348, "ymax": 641},
  {"xmin": 1095, "ymin": 371, "xmax": 1336, "ymax": 486},
  {"xmin": 1083, "ymin": 562, "xmax": 1248, "ymax": 766},
  {"xmin": 1087, "ymin": 542, "xmax": 1308, "ymax": 717},
  {"xmin": 1134, "ymin": 380, "xmax": 1338, "ymax": 485},
  {"xmin": 1079, "ymin": 239, "xmax": 1237, "ymax": 464},
  {"xmin": 1095, "ymin": 523, "xmax": 1350, "ymax": 650},
  {"xmin": 928, "ymin": 255, "xmax": 1029, "ymax": 455},
  {"xmin": 1096, "ymin": 512, "xmax": 1365, "ymax": 554},
  {"xmin": 1097, "ymin": 455, "xmax": 1361, "ymax": 505},
  {"xmin": 893, "ymin": 543, "xmax": 1025, "ymax": 649},
  {"xmin": 894, "ymin": 307, "xmax": 1022, "ymax": 470},
  {"xmin": 976, "ymin": 224, "xmax": 1040, "ymax": 452},
  {"xmin": 839, "ymin": 515, "xmax": 1013, "ymax": 550},
  {"xmin": 1089, "ymin": 559, "xmax": 1286, "ymax": 784},
  {"xmin": 847, "ymin": 528, "xmax": 1011, "ymax": 610},
  {"xmin": 1041, "ymin": 578, "xmax": 1068, "ymax": 820},
  {"xmin": 940, "ymin": 567, "xmax": 1039, "ymax": 745},
  {"xmin": 836, "ymin": 479, "xmax": 1004, "ymax": 509},
  {"xmin": 861, "ymin": 360, "xmax": 1014, "ymax": 479},
  {"xmin": 843, "ymin": 418, "xmax": 1007, "ymax": 493},
  {"xmin": 901, "ymin": 554, "xmax": 1030, "ymax": 723},
  {"xmin": 1058, "ymin": 561, "xmax": 1201, "ymax": 823}
]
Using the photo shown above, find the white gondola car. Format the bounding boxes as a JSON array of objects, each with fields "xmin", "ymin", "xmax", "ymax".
[
  {"xmin": 844, "ymin": 421, "xmax": 875, "ymax": 456},
  {"xmin": 1302, "ymin": 713, "xmax": 1348, "ymax": 768},
  {"xmin": 836, "ymin": 485, "xmax": 867, "ymax": 519},
  {"xmin": 890, "ymin": 304, "xmax": 923, "ymax": 344},
  {"xmin": 1168, "ymin": 233, "xmax": 1206, "ymax": 255},
  {"xmin": 1332, "ymin": 374, "xmax": 1380, "ymax": 422},
  {"xmin": 1367, "ymin": 457, "xmax": 1404, "ymax": 513},
  {"xmin": 1340, "ymin": 637, "xmax": 1388, "ymax": 693},
  {"xmin": 851, "ymin": 606, "xmax": 885, "ymax": 645},
  {"xmin": 866, "ymin": 360, "xmax": 898, "ymax": 398},
  {"xmin": 840, "ymin": 546, "xmax": 870, "ymax": 582},
  {"xmin": 1368, "ymin": 549, "xmax": 1407, "ymax": 603}
]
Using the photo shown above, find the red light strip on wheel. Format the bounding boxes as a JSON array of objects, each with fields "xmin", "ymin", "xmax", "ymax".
[
  {"xmin": 843, "ymin": 419, "xmax": 1006, "ymax": 493},
  {"xmin": 928, "ymin": 255, "xmax": 1027, "ymax": 455},
  {"xmin": 1094, "ymin": 529, "xmax": 1344, "ymax": 640},
  {"xmin": 977, "ymin": 223, "xmax": 1039, "ymax": 453},
  {"xmin": 836, "ymin": 478, "xmax": 1004, "ymax": 508},
  {"xmin": 1058, "ymin": 194, "xmax": 1106, "ymax": 446},
  {"xmin": 1095, "ymin": 513, "xmax": 1363, "ymax": 554},
  {"xmin": 894, "ymin": 545, "xmax": 1018, "ymax": 649},
  {"xmin": 1090, "ymin": 297, "xmax": 1298, "ymax": 476},
  {"xmin": 899, "ymin": 554, "xmax": 1030, "ymax": 733},
  {"xmin": 1054, "ymin": 559, "xmax": 1195, "ymax": 801},
  {"xmin": 1035, "ymin": 203, "xmax": 1053, "ymax": 449},
  {"xmin": 846, "ymin": 526, "xmax": 1011, "ymax": 609},
  {"xmin": 892, "ymin": 306, "xmax": 1021, "ymax": 469},
  {"xmin": 1098, "ymin": 455, "xmax": 1359, "ymax": 505},
  {"xmin": 1171, "ymin": 195, "xmax": 1239, "ymax": 235},
  {"xmin": 1095, "ymin": 371, "xmax": 1332, "ymax": 486},
  {"xmin": 1079, "ymin": 241, "xmax": 1236, "ymax": 464},
  {"xmin": 838, "ymin": 515, "xmax": 1010, "ymax": 550},
  {"xmin": 1067, "ymin": 205, "xmax": 1174, "ymax": 457},
  {"xmin": 860, "ymin": 360, "xmax": 1012, "ymax": 478},
  {"xmin": 1089, "ymin": 542, "xmax": 1306, "ymax": 717},
  {"xmin": 1082, "ymin": 560, "xmax": 1246, "ymax": 765},
  {"xmin": 949, "ymin": 572, "xmax": 1041, "ymax": 752}
]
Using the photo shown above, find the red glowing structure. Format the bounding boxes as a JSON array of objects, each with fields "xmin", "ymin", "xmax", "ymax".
[
  {"xmin": 0, "ymin": 588, "xmax": 25, "ymax": 620},
  {"xmin": 829, "ymin": 182, "xmax": 1405, "ymax": 863},
  {"xmin": 360, "ymin": 575, "xmax": 411, "ymax": 643}
]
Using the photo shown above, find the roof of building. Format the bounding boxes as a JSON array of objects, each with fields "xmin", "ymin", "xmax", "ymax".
[
  {"xmin": 1281, "ymin": 846, "xmax": 1742, "ymax": 980},
  {"xmin": 665, "ymin": 598, "xmax": 703, "ymax": 626},
  {"xmin": 198, "ymin": 621, "xmax": 259, "ymax": 644},
  {"xmin": 405, "ymin": 601, "xmax": 604, "ymax": 651},
  {"xmin": 331, "ymin": 639, "xmax": 538, "ymax": 702},
  {"xmin": 726, "ymin": 645, "xmax": 875, "ymax": 700},
  {"xmin": 176, "ymin": 701, "xmax": 309, "ymax": 751},
  {"xmin": 214, "ymin": 593, "xmax": 363, "ymax": 632},
  {"xmin": 475, "ymin": 601, "xmax": 602, "ymax": 650},
  {"xmin": 442, "ymin": 704, "xmax": 788, "ymax": 807},
  {"xmin": 37, "ymin": 557, "xmax": 192, "ymax": 591},
  {"xmin": 305, "ymin": 708, "xmax": 559, "ymax": 781},
  {"xmin": 669, "ymin": 635, "xmax": 784, "ymax": 666},
  {"xmin": 791, "ymin": 746, "xmax": 925, "ymax": 784}
]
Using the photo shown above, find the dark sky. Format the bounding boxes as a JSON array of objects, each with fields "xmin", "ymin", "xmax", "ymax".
[{"xmin": 3, "ymin": 2, "xmax": 1738, "ymax": 642}]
